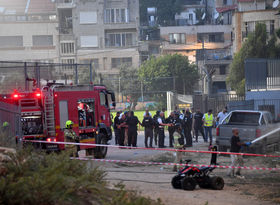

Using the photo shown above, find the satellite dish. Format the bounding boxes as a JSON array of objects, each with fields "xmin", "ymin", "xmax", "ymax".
[
  {"xmin": 202, "ymin": 13, "xmax": 206, "ymax": 20},
  {"xmin": 273, "ymin": 0, "xmax": 279, "ymax": 8},
  {"xmin": 214, "ymin": 12, "xmax": 219, "ymax": 19}
]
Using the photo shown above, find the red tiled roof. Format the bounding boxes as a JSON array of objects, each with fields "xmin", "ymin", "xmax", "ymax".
[
  {"xmin": 216, "ymin": 4, "xmax": 237, "ymax": 13},
  {"xmin": 28, "ymin": 0, "xmax": 56, "ymax": 14}
]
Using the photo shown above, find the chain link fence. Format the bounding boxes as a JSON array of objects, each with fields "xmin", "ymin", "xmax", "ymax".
[
  {"xmin": 0, "ymin": 101, "xmax": 21, "ymax": 148},
  {"xmin": 0, "ymin": 61, "xmax": 92, "ymax": 94}
]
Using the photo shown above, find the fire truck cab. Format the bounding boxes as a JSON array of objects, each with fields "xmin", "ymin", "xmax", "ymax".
[{"xmin": 14, "ymin": 84, "xmax": 115, "ymax": 159}]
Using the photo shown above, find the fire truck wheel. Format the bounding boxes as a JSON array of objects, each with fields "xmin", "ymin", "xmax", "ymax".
[{"xmin": 94, "ymin": 133, "xmax": 108, "ymax": 159}]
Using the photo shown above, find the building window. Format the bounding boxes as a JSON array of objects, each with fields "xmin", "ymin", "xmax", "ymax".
[
  {"xmin": 223, "ymin": 0, "xmax": 227, "ymax": 5},
  {"xmin": 105, "ymin": 33, "xmax": 134, "ymax": 47},
  {"xmin": 219, "ymin": 66, "xmax": 226, "ymax": 75},
  {"xmin": 104, "ymin": 8, "xmax": 128, "ymax": 23},
  {"xmin": 270, "ymin": 20, "xmax": 275, "ymax": 35},
  {"xmin": 169, "ymin": 33, "xmax": 185, "ymax": 44},
  {"xmin": 61, "ymin": 42, "xmax": 75, "ymax": 54},
  {"xmin": 80, "ymin": 11, "xmax": 97, "ymax": 24},
  {"xmin": 80, "ymin": 36, "xmax": 98, "ymax": 48},
  {"xmin": 32, "ymin": 35, "xmax": 53, "ymax": 46},
  {"xmin": 61, "ymin": 58, "xmax": 75, "ymax": 70},
  {"xmin": 111, "ymin": 57, "xmax": 132, "ymax": 68},
  {"xmin": 209, "ymin": 33, "xmax": 224, "ymax": 42},
  {"xmin": 0, "ymin": 36, "xmax": 23, "ymax": 48}
]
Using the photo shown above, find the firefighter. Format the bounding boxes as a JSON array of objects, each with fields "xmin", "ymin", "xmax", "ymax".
[
  {"xmin": 64, "ymin": 120, "xmax": 79, "ymax": 157},
  {"xmin": 203, "ymin": 109, "xmax": 214, "ymax": 144},
  {"xmin": 142, "ymin": 112, "xmax": 154, "ymax": 148},
  {"xmin": 173, "ymin": 123, "xmax": 185, "ymax": 172},
  {"xmin": 1, "ymin": 122, "xmax": 12, "ymax": 147}
]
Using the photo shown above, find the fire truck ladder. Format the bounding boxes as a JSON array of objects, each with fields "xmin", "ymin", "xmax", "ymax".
[{"xmin": 44, "ymin": 93, "xmax": 56, "ymax": 136}]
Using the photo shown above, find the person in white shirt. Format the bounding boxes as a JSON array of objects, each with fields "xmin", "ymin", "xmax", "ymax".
[{"xmin": 217, "ymin": 108, "xmax": 228, "ymax": 125}]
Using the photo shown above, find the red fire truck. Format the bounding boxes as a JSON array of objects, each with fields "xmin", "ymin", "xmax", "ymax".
[{"xmin": 10, "ymin": 83, "xmax": 115, "ymax": 158}]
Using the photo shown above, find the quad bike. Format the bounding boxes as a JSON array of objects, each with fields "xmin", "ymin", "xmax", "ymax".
[{"xmin": 171, "ymin": 160, "xmax": 224, "ymax": 191}]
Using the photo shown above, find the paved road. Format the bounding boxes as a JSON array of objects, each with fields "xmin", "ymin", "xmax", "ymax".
[{"xmin": 106, "ymin": 131, "xmax": 214, "ymax": 160}]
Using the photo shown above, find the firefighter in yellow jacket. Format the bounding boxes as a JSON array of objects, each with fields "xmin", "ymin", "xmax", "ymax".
[{"xmin": 64, "ymin": 120, "xmax": 79, "ymax": 157}]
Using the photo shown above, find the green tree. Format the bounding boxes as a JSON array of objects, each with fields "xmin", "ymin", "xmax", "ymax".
[
  {"xmin": 227, "ymin": 23, "xmax": 280, "ymax": 95},
  {"xmin": 140, "ymin": 0, "xmax": 184, "ymax": 26},
  {"xmin": 139, "ymin": 54, "xmax": 199, "ymax": 109},
  {"xmin": 119, "ymin": 66, "xmax": 142, "ymax": 110}
]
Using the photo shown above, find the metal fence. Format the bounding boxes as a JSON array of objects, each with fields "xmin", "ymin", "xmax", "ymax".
[
  {"xmin": 0, "ymin": 101, "xmax": 21, "ymax": 148},
  {"xmin": 245, "ymin": 59, "xmax": 280, "ymax": 91},
  {"xmin": 0, "ymin": 61, "xmax": 92, "ymax": 94}
]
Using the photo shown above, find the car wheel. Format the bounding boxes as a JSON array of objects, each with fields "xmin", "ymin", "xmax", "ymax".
[
  {"xmin": 210, "ymin": 176, "xmax": 224, "ymax": 190},
  {"xmin": 171, "ymin": 175, "xmax": 182, "ymax": 189},
  {"xmin": 181, "ymin": 177, "xmax": 196, "ymax": 191}
]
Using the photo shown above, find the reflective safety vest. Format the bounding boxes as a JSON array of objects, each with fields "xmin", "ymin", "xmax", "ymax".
[{"xmin": 204, "ymin": 113, "xmax": 214, "ymax": 127}]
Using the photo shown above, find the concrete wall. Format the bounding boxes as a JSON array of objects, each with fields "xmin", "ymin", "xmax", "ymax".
[{"xmin": 0, "ymin": 21, "xmax": 59, "ymax": 62}]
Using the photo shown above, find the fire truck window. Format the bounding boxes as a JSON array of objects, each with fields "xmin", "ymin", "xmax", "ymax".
[
  {"xmin": 59, "ymin": 101, "xmax": 69, "ymax": 129},
  {"xmin": 99, "ymin": 92, "xmax": 108, "ymax": 107},
  {"xmin": 78, "ymin": 101, "xmax": 95, "ymax": 127},
  {"xmin": 21, "ymin": 116, "xmax": 43, "ymax": 135}
]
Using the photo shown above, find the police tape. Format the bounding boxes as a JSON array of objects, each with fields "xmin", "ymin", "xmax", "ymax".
[
  {"xmin": 73, "ymin": 157, "xmax": 280, "ymax": 171},
  {"xmin": 23, "ymin": 140, "xmax": 280, "ymax": 158}
]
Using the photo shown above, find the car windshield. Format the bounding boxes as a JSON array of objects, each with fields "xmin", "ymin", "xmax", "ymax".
[
  {"xmin": 21, "ymin": 116, "xmax": 43, "ymax": 135},
  {"xmin": 227, "ymin": 112, "xmax": 260, "ymax": 125}
]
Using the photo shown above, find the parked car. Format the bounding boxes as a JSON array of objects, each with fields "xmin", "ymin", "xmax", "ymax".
[{"xmin": 216, "ymin": 110, "xmax": 280, "ymax": 153}]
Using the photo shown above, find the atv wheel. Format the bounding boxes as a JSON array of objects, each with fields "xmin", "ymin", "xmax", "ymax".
[
  {"xmin": 94, "ymin": 133, "xmax": 108, "ymax": 159},
  {"xmin": 181, "ymin": 177, "xmax": 196, "ymax": 191},
  {"xmin": 171, "ymin": 175, "xmax": 182, "ymax": 189},
  {"xmin": 210, "ymin": 176, "xmax": 224, "ymax": 190},
  {"xmin": 198, "ymin": 176, "xmax": 211, "ymax": 189}
]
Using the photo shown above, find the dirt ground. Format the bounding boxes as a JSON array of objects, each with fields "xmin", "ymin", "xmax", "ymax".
[{"xmin": 87, "ymin": 143, "xmax": 280, "ymax": 205}]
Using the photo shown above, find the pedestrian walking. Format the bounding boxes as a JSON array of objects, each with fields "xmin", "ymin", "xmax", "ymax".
[
  {"xmin": 126, "ymin": 111, "xmax": 141, "ymax": 147},
  {"xmin": 217, "ymin": 107, "xmax": 228, "ymax": 125},
  {"xmin": 166, "ymin": 112, "xmax": 176, "ymax": 147},
  {"xmin": 227, "ymin": 128, "xmax": 251, "ymax": 177},
  {"xmin": 113, "ymin": 112, "xmax": 121, "ymax": 145},
  {"xmin": 203, "ymin": 109, "xmax": 214, "ymax": 144},
  {"xmin": 157, "ymin": 112, "xmax": 171, "ymax": 148},
  {"xmin": 153, "ymin": 110, "xmax": 160, "ymax": 146},
  {"xmin": 142, "ymin": 113, "xmax": 154, "ymax": 148},
  {"xmin": 193, "ymin": 108, "xmax": 205, "ymax": 142},
  {"xmin": 173, "ymin": 123, "xmax": 185, "ymax": 172},
  {"xmin": 183, "ymin": 108, "xmax": 193, "ymax": 147}
]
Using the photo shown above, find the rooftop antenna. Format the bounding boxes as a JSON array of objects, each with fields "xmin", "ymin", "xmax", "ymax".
[
  {"xmin": 202, "ymin": 13, "xmax": 206, "ymax": 20},
  {"xmin": 273, "ymin": 0, "xmax": 279, "ymax": 8}
]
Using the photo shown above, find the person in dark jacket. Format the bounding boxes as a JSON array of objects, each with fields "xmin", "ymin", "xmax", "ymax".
[
  {"xmin": 153, "ymin": 110, "xmax": 160, "ymax": 146},
  {"xmin": 118, "ymin": 113, "xmax": 127, "ymax": 146},
  {"xmin": 113, "ymin": 112, "xmax": 121, "ymax": 145},
  {"xmin": 193, "ymin": 108, "xmax": 206, "ymax": 142},
  {"xmin": 166, "ymin": 112, "xmax": 176, "ymax": 147},
  {"xmin": 142, "ymin": 113, "xmax": 154, "ymax": 148},
  {"xmin": 182, "ymin": 108, "xmax": 193, "ymax": 147},
  {"xmin": 126, "ymin": 111, "xmax": 141, "ymax": 147}
]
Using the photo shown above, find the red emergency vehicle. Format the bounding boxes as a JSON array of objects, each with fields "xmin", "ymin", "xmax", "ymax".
[{"xmin": 11, "ymin": 83, "xmax": 115, "ymax": 159}]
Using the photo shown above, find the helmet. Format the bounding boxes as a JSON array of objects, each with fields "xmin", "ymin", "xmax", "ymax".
[
  {"xmin": 2, "ymin": 122, "xmax": 9, "ymax": 127},
  {"xmin": 65, "ymin": 120, "xmax": 74, "ymax": 129}
]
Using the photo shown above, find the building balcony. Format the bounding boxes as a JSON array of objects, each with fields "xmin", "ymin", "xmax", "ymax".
[
  {"xmin": 104, "ymin": 22, "xmax": 137, "ymax": 30},
  {"xmin": 57, "ymin": 0, "xmax": 76, "ymax": 9}
]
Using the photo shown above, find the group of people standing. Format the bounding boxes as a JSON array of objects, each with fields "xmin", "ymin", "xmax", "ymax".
[{"xmin": 113, "ymin": 107, "xmax": 229, "ymax": 149}]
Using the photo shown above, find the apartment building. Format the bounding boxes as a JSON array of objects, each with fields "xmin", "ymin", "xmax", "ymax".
[
  {"xmin": 57, "ymin": 0, "xmax": 140, "ymax": 78},
  {"xmin": 232, "ymin": 0, "xmax": 280, "ymax": 52},
  {"xmin": 0, "ymin": 0, "xmax": 59, "ymax": 62}
]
